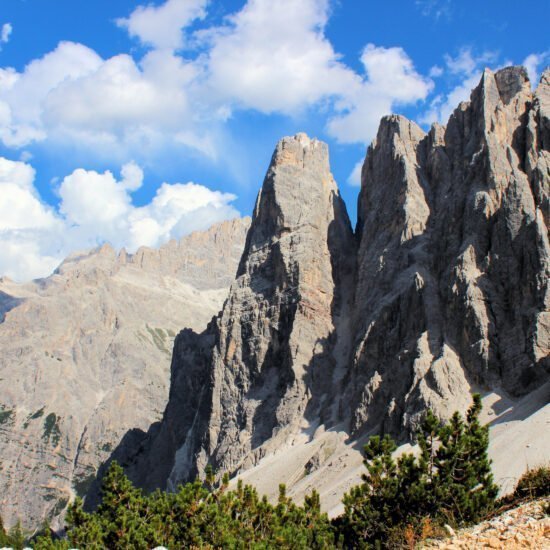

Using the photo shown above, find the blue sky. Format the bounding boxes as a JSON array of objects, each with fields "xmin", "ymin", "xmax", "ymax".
[{"xmin": 0, "ymin": 0, "xmax": 548, "ymax": 281}]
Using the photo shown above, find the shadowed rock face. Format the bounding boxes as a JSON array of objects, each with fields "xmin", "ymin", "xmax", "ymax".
[
  {"xmin": 0, "ymin": 218, "xmax": 249, "ymax": 529},
  {"xmin": 346, "ymin": 66, "xmax": 549, "ymax": 438},
  {"xmin": 129, "ymin": 67, "xmax": 548, "ymax": 493}
]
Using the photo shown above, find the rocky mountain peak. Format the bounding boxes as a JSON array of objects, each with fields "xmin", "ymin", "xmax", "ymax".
[
  {"xmin": 124, "ymin": 133, "xmax": 356, "ymax": 491},
  {"xmin": 346, "ymin": 65, "xmax": 549, "ymax": 438},
  {"xmin": 122, "ymin": 69, "xmax": 547, "ymax": 502},
  {"xmin": 492, "ymin": 65, "xmax": 530, "ymax": 104},
  {"xmin": 271, "ymin": 132, "xmax": 328, "ymax": 170}
]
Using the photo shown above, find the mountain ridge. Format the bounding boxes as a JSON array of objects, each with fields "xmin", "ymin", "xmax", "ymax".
[
  {"xmin": 120, "ymin": 66, "xmax": 549, "ymax": 505},
  {"xmin": 0, "ymin": 217, "xmax": 250, "ymax": 529}
]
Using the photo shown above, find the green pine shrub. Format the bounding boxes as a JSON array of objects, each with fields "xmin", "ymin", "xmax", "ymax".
[
  {"xmin": 337, "ymin": 394, "xmax": 498, "ymax": 548},
  {"xmin": 26, "ymin": 394, "xmax": 506, "ymax": 549},
  {"xmin": 37, "ymin": 461, "xmax": 336, "ymax": 549}
]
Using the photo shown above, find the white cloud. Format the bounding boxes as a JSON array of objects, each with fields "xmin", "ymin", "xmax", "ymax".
[
  {"xmin": 0, "ymin": 41, "xmax": 102, "ymax": 147},
  {"xmin": 522, "ymin": 52, "xmax": 550, "ymax": 87},
  {"xmin": 44, "ymin": 51, "xmax": 194, "ymax": 132},
  {"xmin": 1, "ymin": 23, "xmax": 12, "ymax": 44},
  {"xmin": 0, "ymin": 0, "xmax": 436, "ymax": 156},
  {"xmin": 116, "ymin": 0, "xmax": 208, "ymax": 50},
  {"xmin": 0, "ymin": 156, "xmax": 240, "ymax": 281},
  {"xmin": 429, "ymin": 65, "xmax": 443, "ymax": 78},
  {"xmin": 419, "ymin": 48, "xmax": 498, "ymax": 125},
  {"xmin": 202, "ymin": 0, "xmax": 358, "ymax": 114},
  {"xmin": 0, "ymin": 40, "xmax": 212, "ymax": 159},
  {"xmin": 58, "ymin": 164, "xmax": 238, "ymax": 251},
  {"xmin": 444, "ymin": 49, "xmax": 497, "ymax": 76},
  {"xmin": 347, "ymin": 159, "xmax": 363, "ymax": 187},
  {"xmin": 0, "ymin": 158, "xmax": 64, "ymax": 280},
  {"xmin": 0, "ymin": 158, "xmax": 59, "ymax": 230},
  {"xmin": 327, "ymin": 44, "xmax": 433, "ymax": 143},
  {"xmin": 202, "ymin": 0, "xmax": 431, "ymax": 145}
]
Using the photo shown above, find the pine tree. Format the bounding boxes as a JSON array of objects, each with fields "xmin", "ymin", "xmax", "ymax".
[
  {"xmin": 0, "ymin": 514, "xmax": 10, "ymax": 547},
  {"xmin": 433, "ymin": 393, "xmax": 498, "ymax": 524},
  {"xmin": 7, "ymin": 520, "xmax": 26, "ymax": 550},
  {"xmin": 339, "ymin": 395, "xmax": 498, "ymax": 548}
]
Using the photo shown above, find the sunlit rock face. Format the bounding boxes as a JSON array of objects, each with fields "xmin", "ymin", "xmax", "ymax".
[
  {"xmin": 0, "ymin": 218, "xmax": 249, "ymax": 529},
  {"xmin": 126, "ymin": 133, "xmax": 356, "ymax": 491}
]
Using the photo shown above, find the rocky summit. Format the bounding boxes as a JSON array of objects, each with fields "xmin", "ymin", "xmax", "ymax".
[
  {"xmin": 345, "ymin": 65, "xmax": 549, "ymax": 438},
  {"xmin": 122, "ymin": 132, "xmax": 356, "ymax": 491},
  {"xmin": 0, "ymin": 218, "xmax": 249, "ymax": 529},
  {"xmin": 123, "ymin": 67, "xmax": 549, "ymax": 503}
]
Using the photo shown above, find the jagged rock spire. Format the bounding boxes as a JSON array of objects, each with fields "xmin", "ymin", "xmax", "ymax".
[
  {"xmin": 345, "ymin": 65, "xmax": 549, "ymax": 438},
  {"xmin": 129, "ymin": 134, "xmax": 355, "ymax": 489}
]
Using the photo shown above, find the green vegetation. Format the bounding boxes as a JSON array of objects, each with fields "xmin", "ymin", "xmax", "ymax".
[
  {"xmin": 42, "ymin": 413, "xmax": 62, "ymax": 447},
  {"xmin": 24, "ymin": 406, "xmax": 45, "ymax": 428},
  {"xmin": 337, "ymin": 394, "xmax": 498, "ymax": 548},
  {"xmin": 0, "ymin": 406, "xmax": 14, "ymax": 425},
  {"xmin": 10, "ymin": 396, "xmax": 543, "ymax": 549},
  {"xmin": 0, "ymin": 519, "xmax": 27, "ymax": 550},
  {"xmin": 512, "ymin": 465, "xmax": 550, "ymax": 501},
  {"xmin": 35, "ymin": 463, "xmax": 335, "ymax": 549},
  {"xmin": 145, "ymin": 324, "xmax": 171, "ymax": 354}
]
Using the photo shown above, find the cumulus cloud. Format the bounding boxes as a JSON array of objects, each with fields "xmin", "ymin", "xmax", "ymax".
[
  {"xmin": 347, "ymin": 159, "xmax": 363, "ymax": 187},
  {"xmin": 0, "ymin": 41, "xmax": 102, "ymax": 147},
  {"xmin": 0, "ymin": 0, "xmax": 435, "ymax": 157},
  {"xmin": 58, "ymin": 164, "xmax": 238, "ymax": 251},
  {"xmin": 0, "ymin": 40, "xmax": 212, "ymax": 160},
  {"xmin": 0, "ymin": 158, "xmax": 64, "ymax": 280},
  {"xmin": 327, "ymin": 44, "xmax": 433, "ymax": 143},
  {"xmin": 0, "ymin": 156, "xmax": 239, "ymax": 281},
  {"xmin": 202, "ymin": 0, "xmax": 357, "ymax": 114},
  {"xmin": 0, "ymin": 158, "xmax": 59, "ymax": 231},
  {"xmin": 116, "ymin": 0, "xmax": 208, "ymax": 50},
  {"xmin": 203, "ymin": 0, "xmax": 431, "ymax": 144}
]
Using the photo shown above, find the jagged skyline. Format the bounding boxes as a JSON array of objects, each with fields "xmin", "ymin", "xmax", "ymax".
[{"xmin": 0, "ymin": 0, "xmax": 549, "ymax": 281}]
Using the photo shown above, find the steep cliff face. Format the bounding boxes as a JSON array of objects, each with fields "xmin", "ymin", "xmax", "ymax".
[
  {"xmin": 0, "ymin": 218, "xmax": 249, "ymax": 529},
  {"xmin": 346, "ymin": 66, "xmax": 549, "ymax": 438},
  {"xmin": 130, "ymin": 134, "xmax": 356, "ymax": 490},
  {"xmin": 132, "ymin": 67, "xmax": 548, "ymax": 496}
]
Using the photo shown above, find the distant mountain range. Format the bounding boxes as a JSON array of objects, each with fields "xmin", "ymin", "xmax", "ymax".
[{"xmin": 0, "ymin": 218, "xmax": 249, "ymax": 529}]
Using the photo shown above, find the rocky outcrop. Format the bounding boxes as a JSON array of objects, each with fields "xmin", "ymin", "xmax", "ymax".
[
  {"xmin": 424, "ymin": 498, "xmax": 550, "ymax": 549},
  {"xmin": 126, "ymin": 133, "xmax": 356, "ymax": 490},
  {"xmin": 130, "ymin": 67, "xmax": 548, "ymax": 496},
  {"xmin": 345, "ymin": 66, "xmax": 549, "ymax": 438},
  {"xmin": 0, "ymin": 218, "xmax": 249, "ymax": 529}
]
